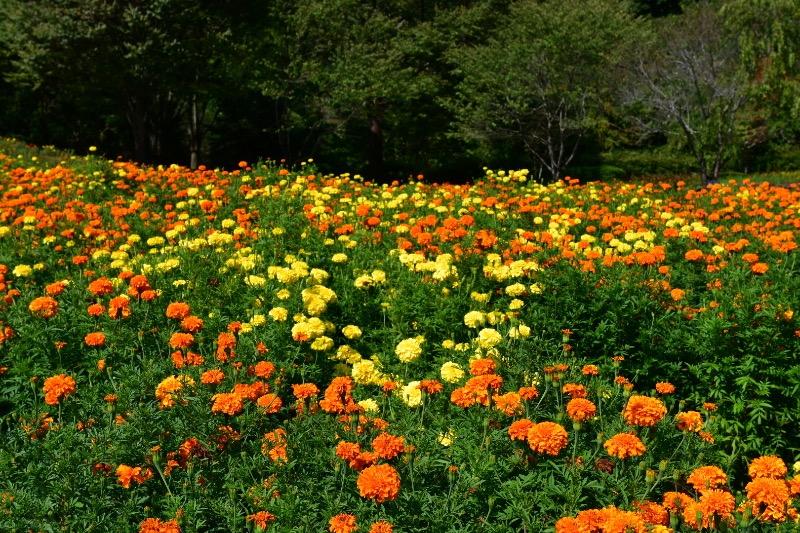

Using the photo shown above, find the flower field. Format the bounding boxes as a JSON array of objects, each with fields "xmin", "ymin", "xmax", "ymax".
[{"xmin": 0, "ymin": 137, "xmax": 799, "ymax": 532}]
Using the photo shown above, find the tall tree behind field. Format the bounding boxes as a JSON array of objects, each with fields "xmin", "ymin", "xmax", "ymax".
[
  {"xmin": 257, "ymin": 0, "xmax": 507, "ymax": 182},
  {"xmin": 723, "ymin": 0, "xmax": 800, "ymax": 168},
  {"xmin": 629, "ymin": 2, "xmax": 747, "ymax": 186},
  {"xmin": 0, "ymin": 0, "xmax": 264, "ymax": 167},
  {"xmin": 447, "ymin": 0, "xmax": 644, "ymax": 182}
]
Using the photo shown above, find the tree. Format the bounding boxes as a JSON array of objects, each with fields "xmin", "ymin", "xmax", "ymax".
[
  {"xmin": 0, "ymin": 0, "xmax": 263, "ymax": 167},
  {"xmin": 447, "ymin": 0, "xmax": 643, "ymax": 181},
  {"xmin": 629, "ymin": 2, "xmax": 747, "ymax": 185},
  {"xmin": 723, "ymin": 0, "xmax": 800, "ymax": 163}
]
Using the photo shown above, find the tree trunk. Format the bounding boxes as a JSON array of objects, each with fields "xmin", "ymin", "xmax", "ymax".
[
  {"xmin": 367, "ymin": 113, "xmax": 385, "ymax": 183},
  {"xmin": 188, "ymin": 93, "xmax": 202, "ymax": 169},
  {"xmin": 126, "ymin": 95, "xmax": 150, "ymax": 163}
]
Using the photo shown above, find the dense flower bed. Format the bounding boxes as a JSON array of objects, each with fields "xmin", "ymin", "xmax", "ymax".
[{"xmin": 0, "ymin": 138, "xmax": 798, "ymax": 531}]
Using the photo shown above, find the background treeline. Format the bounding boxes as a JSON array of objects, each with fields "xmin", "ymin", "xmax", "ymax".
[{"xmin": 1, "ymin": 0, "xmax": 799, "ymax": 184}]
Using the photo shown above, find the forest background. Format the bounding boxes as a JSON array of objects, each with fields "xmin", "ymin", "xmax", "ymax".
[{"xmin": 1, "ymin": 0, "xmax": 799, "ymax": 185}]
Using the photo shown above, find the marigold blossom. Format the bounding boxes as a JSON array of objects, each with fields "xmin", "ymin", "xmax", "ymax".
[
  {"xmin": 604, "ymin": 433, "xmax": 646, "ymax": 459},
  {"xmin": 357, "ymin": 463, "xmax": 400, "ymax": 504},
  {"xmin": 527, "ymin": 421, "xmax": 568, "ymax": 456}
]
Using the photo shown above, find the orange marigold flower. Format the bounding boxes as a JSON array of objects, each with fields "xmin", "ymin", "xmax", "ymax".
[
  {"xmin": 88, "ymin": 277, "xmax": 114, "ymax": 296},
  {"xmin": 369, "ymin": 522, "xmax": 393, "ymax": 533},
  {"xmin": 85, "ymin": 332, "xmax": 106, "ymax": 347},
  {"xmin": 320, "ymin": 376, "xmax": 357, "ymax": 414},
  {"xmin": 675, "ymin": 411, "xmax": 704, "ymax": 433},
  {"xmin": 566, "ymin": 398, "xmax": 597, "ymax": 423},
  {"xmin": 349, "ymin": 451, "xmax": 378, "ymax": 471},
  {"xmin": 165, "ymin": 302, "xmax": 191, "ymax": 319},
  {"xmin": 702, "ymin": 402, "xmax": 718, "ymax": 411},
  {"xmin": 201, "ymin": 369, "xmax": 225, "ymax": 385},
  {"xmin": 685, "ymin": 249, "xmax": 704, "ymax": 262},
  {"xmin": 527, "ymin": 421, "xmax": 568, "ymax": 456},
  {"xmin": 108, "ymin": 296, "xmax": 131, "ymax": 320},
  {"xmin": 518, "ymin": 386, "xmax": 539, "ymax": 400},
  {"xmin": 336, "ymin": 441, "xmax": 361, "ymax": 462},
  {"xmin": 493, "ymin": 391, "xmax": 523, "ymax": 416},
  {"xmin": 372, "ymin": 433, "xmax": 405, "ymax": 460},
  {"xmin": 357, "ymin": 463, "xmax": 400, "ymax": 504},
  {"xmin": 663, "ymin": 491, "xmax": 694, "ymax": 514},
  {"xmin": 633, "ymin": 500, "xmax": 668, "ymax": 526},
  {"xmin": 329, "ymin": 513, "xmax": 358, "ymax": 533},
  {"xmin": 246, "ymin": 511, "xmax": 276, "ymax": 529},
  {"xmin": 43, "ymin": 374, "xmax": 76, "ymax": 405},
  {"xmin": 169, "ymin": 332, "xmax": 194, "ymax": 349},
  {"xmin": 687, "ymin": 465, "xmax": 727, "ymax": 491},
  {"xmin": 155, "ymin": 375, "xmax": 193, "ymax": 409},
  {"xmin": 744, "ymin": 477, "xmax": 792, "ymax": 522},
  {"xmin": 418, "ymin": 379, "xmax": 443, "ymax": 394},
  {"xmin": 655, "ymin": 382, "xmax": 675, "ymax": 395},
  {"xmin": 257, "ymin": 393, "xmax": 282, "ymax": 414},
  {"xmin": 508, "ymin": 418, "xmax": 535, "ymax": 441},
  {"xmin": 693, "ymin": 489, "xmax": 735, "ymax": 527},
  {"xmin": 211, "ymin": 393, "xmax": 244, "ymax": 415},
  {"xmin": 254, "ymin": 361, "xmax": 275, "ymax": 379},
  {"xmin": 140, "ymin": 290, "xmax": 157, "ymax": 301},
  {"xmin": 555, "ymin": 516, "xmax": 582, "ymax": 533},
  {"xmin": 581, "ymin": 364, "xmax": 599, "ymax": 376},
  {"xmin": 622, "ymin": 395, "xmax": 667, "ymax": 427},
  {"xmin": 749, "ymin": 456, "xmax": 788, "ymax": 479},
  {"xmin": 292, "ymin": 383, "xmax": 319, "ymax": 400},
  {"xmin": 87, "ymin": 303, "xmax": 105, "ymax": 316},
  {"xmin": 46, "ymin": 281, "xmax": 66, "ymax": 297},
  {"xmin": 139, "ymin": 517, "xmax": 181, "ymax": 533},
  {"xmin": 562, "ymin": 383, "xmax": 587, "ymax": 398},
  {"xmin": 604, "ymin": 433, "xmax": 646, "ymax": 459},
  {"xmin": 670, "ymin": 288, "xmax": 685, "ymax": 301},
  {"xmin": 180, "ymin": 315, "xmax": 203, "ymax": 333},
  {"xmin": 788, "ymin": 476, "xmax": 800, "ymax": 498},
  {"xmin": 116, "ymin": 464, "xmax": 145, "ymax": 489},
  {"xmin": 216, "ymin": 331, "xmax": 237, "ymax": 362},
  {"xmin": 29, "ymin": 296, "xmax": 59, "ymax": 318},
  {"xmin": 601, "ymin": 508, "xmax": 647, "ymax": 533},
  {"xmin": 450, "ymin": 387, "xmax": 474, "ymax": 408},
  {"xmin": 469, "ymin": 358, "xmax": 496, "ymax": 376},
  {"xmin": 751, "ymin": 262, "xmax": 769, "ymax": 275}
]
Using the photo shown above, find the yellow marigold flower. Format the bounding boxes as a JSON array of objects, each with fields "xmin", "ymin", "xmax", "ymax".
[
  {"xmin": 401, "ymin": 381, "xmax": 422, "ymax": 407},
  {"xmin": 440, "ymin": 361, "xmax": 465, "ymax": 383},
  {"xmin": 358, "ymin": 398, "xmax": 379, "ymax": 413},
  {"xmin": 342, "ymin": 325, "xmax": 362, "ymax": 340},
  {"xmin": 395, "ymin": 338, "xmax": 422, "ymax": 363},
  {"xmin": 269, "ymin": 307, "xmax": 288, "ymax": 322},
  {"xmin": 505, "ymin": 282, "xmax": 526, "ymax": 297},
  {"xmin": 476, "ymin": 328, "xmax": 502, "ymax": 348},
  {"xmin": 352, "ymin": 359, "xmax": 377, "ymax": 385},
  {"xmin": 13, "ymin": 264, "xmax": 33, "ymax": 277},
  {"xmin": 463, "ymin": 311, "xmax": 486, "ymax": 328}
]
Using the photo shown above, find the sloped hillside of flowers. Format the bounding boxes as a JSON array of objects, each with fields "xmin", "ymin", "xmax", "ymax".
[{"xmin": 0, "ymin": 138, "xmax": 799, "ymax": 532}]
